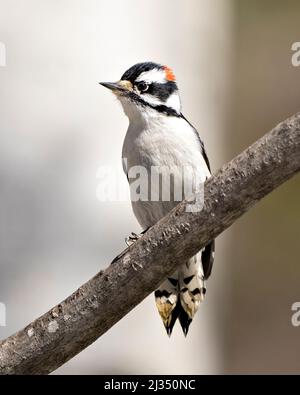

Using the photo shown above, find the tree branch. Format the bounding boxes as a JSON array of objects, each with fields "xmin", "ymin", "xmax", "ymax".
[{"xmin": 0, "ymin": 113, "xmax": 299, "ymax": 375}]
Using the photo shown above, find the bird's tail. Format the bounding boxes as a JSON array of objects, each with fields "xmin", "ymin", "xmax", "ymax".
[
  {"xmin": 155, "ymin": 254, "xmax": 206, "ymax": 336},
  {"xmin": 178, "ymin": 255, "xmax": 206, "ymax": 336},
  {"xmin": 155, "ymin": 272, "xmax": 179, "ymax": 337}
]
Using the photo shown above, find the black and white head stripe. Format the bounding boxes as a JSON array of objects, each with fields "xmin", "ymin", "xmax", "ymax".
[
  {"xmin": 121, "ymin": 62, "xmax": 168, "ymax": 84},
  {"xmin": 121, "ymin": 62, "xmax": 181, "ymax": 115}
]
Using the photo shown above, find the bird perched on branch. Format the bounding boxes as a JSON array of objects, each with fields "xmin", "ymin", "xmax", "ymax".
[{"xmin": 101, "ymin": 62, "xmax": 215, "ymax": 336}]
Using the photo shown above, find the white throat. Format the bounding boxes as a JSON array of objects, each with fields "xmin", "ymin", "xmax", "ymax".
[{"xmin": 118, "ymin": 91, "xmax": 182, "ymax": 124}]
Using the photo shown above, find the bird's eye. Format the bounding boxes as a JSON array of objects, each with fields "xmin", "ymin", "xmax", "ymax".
[{"xmin": 136, "ymin": 81, "xmax": 149, "ymax": 93}]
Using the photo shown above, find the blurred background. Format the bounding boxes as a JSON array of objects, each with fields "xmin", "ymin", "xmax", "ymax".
[{"xmin": 0, "ymin": 0, "xmax": 299, "ymax": 374}]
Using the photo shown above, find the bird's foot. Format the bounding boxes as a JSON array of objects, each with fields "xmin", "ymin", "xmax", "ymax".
[
  {"xmin": 125, "ymin": 227, "xmax": 150, "ymax": 247},
  {"xmin": 110, "ymin": 228, "xmax": 150, "ymax": 265},
  {"xmin": 125, "ymin": 232, "xmax": 142, "ymax": 247}
]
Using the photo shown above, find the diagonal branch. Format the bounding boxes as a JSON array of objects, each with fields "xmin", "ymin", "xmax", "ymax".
[{"xmin": 0, "ymin": 113, "xmax": 300, "ymax": 375}]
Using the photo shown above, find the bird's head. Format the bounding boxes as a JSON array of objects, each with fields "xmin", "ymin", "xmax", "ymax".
[{"xmin": 100, "ymin": 62, "xmax": 181, "ymax": 120}]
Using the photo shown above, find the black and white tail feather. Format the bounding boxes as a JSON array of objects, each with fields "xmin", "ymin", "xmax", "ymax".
[{"xmin": 155, "ymin": 241, "xmax": 215, "ymax": 336}]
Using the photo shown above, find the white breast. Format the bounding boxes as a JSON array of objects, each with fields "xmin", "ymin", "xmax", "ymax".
[{"xmin": 122, "ymin": 109, "xmax": 210, "ymax": 228}]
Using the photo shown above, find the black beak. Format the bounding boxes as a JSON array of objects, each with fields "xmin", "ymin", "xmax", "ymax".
[
  {"xmin": 99, "ymin": 80, "xmax": 133, "ymax": 93},
  {"xmin": 99, "ymin": 82, "xmax": 122, "ymax": 91}
]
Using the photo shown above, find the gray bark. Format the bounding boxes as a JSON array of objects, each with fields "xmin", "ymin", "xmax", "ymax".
[{"xmin": 0, "ymin": 113, "xmax": 299, "ymax": 375}]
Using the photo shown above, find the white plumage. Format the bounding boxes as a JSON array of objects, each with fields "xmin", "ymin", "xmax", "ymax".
[{"xmin": 122, "ymin": 101, "xmax": 210, "ymax": 228}]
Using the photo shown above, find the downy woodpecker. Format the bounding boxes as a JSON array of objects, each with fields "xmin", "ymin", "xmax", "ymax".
[{"xmin": 101, "ymin": 62, "xmax": 215, "ymax": 336}]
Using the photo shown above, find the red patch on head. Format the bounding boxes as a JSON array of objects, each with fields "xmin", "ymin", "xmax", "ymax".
[{"xmin": 164, "ymin": 66, "xmax": 176, "ymax": 82}]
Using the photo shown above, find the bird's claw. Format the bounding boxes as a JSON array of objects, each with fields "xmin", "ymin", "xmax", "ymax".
[
  {"xmin": 125, "ymin": 232, "xmax": 142, "ymax": 247},
  {"xmin": 110, "ymin": 228, "xmax": 150, "ymax": 265}
]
